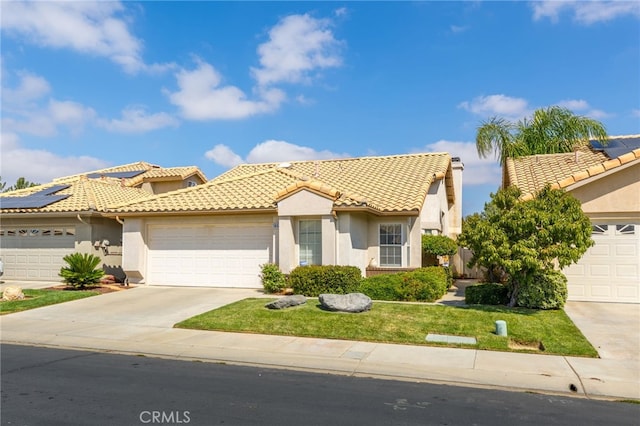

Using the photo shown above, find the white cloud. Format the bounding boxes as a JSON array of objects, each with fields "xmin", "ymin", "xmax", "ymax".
[
  {"xmin": 417, "ymin": 140, "xmax": 502, "ymax": 186},
  {"xmin": 205, "ymin": 140, "xmax": 349, "ymax": 168},
  {"xmin": 557, "ymin": 99, "xmax": 589, "ymax": 110},
  {"xmin": 556, "ymin": 99, "xmax": 611, "ymax": 119},
  {"xmin": 247, "ymin": 140, "xmax": 347, "ymax": 163},
  {"xmin": 205, "ymin": 144, "xmax": 245, "ymax": 168},
  {"xmin": 532, "ymin": 1, "xmax": 640, "ymax": 25},
  {"xmin": 632, "ymin": 109, "xmax": 640, "ymax": 118},
  {"xmin": 450, "ymin": 25, "xmax": 469, "ymax": 34},
  {"xmin": 458, "ymin": 94, "xmax": 531, "ymax": 119},
  {"xmin": 1, "ymin": 71, "xmax": 51, "ymax": 108},
  {"xmin": 251, "ymin": 13, "xmax": 343, "ymax": 88},
  {"xmin": 1, "ymin": 1, "xmax": 172, "ymax": 74},
  {"xmin": 0, "ymin": 132, "xmax": 109, "ymax": 185},
  {"xmin": 2, "ymin": 99, "xmax": 96, "ymax": 137},
  {"xmin": 98, "ymin": 106, "xmax": 179, "ymax": 133},
  {"xmin": 586, "ymin": 109, "xmax": 611, "ymax": 119},
  {"xmin": 166, "ymin": 60, "xmax": 286, "ymax": 120}
]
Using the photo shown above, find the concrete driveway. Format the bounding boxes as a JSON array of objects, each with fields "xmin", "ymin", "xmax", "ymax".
[
  {"xmin": 2, "ymin": 285, "xmax": 262, "ymax": 327},
  {"xmin": 564, "ymin": 301, "xmax": 640, "ymax": 361}
]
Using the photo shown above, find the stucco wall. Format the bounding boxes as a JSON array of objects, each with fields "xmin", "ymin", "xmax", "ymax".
[
  {"xmin": 421, "ymin": 180, "xmax": 444, "ymax": 233},
  {"xmin": 570, "ymin": 163, "xmax": 640, "ymax": 220},
  {"xmin": 277, "ymin": 189, "xmax": 334, "ymax": 216},
  {"xmin": 337, "ymin": 213, "xmax": 369, "ymax": 274}
]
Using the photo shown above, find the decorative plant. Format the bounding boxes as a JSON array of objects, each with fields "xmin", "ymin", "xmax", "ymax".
[
  {"xmin": 260, "ymin": 263, "xmax": 286, "ymax": 294},
  {"xmin": 59, "ymin": 253, "xmax": 104, "ymax": 289}
]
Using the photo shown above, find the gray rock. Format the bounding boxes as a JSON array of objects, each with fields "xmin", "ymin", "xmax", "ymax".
[
  {"xmin": 265, "ymin": 295, "xmax": 307, "ymax": 310},
  {"xmin": 319, "ymin": 293, "xmax": 372, "ymax": 313}
]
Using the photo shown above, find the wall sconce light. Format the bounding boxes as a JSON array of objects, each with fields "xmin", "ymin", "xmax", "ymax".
[{"xmin": 101, "ymin": 239, "xmax": 110, "ymax": 255}]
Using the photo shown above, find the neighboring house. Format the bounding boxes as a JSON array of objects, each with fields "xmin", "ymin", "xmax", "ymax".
[
  {"xmin": 503, "ymin": 135, "xmax": 640, "ymax": 304},
  {"xmin": 107, "ymin": 153, "xmax": 464, "ymax": 288},
  {"xmin": 0, "ymin": 162, "xmax": 207, "ymax": 281}
]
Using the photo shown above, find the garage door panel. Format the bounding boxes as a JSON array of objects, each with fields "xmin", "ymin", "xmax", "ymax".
[
  {"xmin": 147, "ymin": 224, "xmax": 273, "ymax": 288},
  {"xmin": 616, "ymin": 244, "xmax": 636, "ymax": 256},
  {"xmin": 590, "ymin": 285, "xmax": 612, "ymax": 297}
]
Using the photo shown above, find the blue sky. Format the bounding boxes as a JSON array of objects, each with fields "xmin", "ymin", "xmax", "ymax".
[{"xmin": 1, "ymin": 1, "xmax": 639, "ymax": 216}]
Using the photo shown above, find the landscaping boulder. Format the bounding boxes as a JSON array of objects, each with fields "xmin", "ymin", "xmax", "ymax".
[
  {"xmin": 2, "ymin": 286, "xmax": 25, "ymax": 301},
  {"xmin": 265, "ymin": 295, "xmax": 307, "ymax": 310},
  {"xmin": 319, "ymin": 293, "xmax": 372, "ymax": 313}
]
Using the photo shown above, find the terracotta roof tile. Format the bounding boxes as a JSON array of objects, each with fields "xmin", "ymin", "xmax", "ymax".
[
  {"xmin": 504, "ymin": 139, "xmax": 640, "ymax": 199},
  {"xmin": 1, "ymin": 163, "xmax": 206, "ymax": 214},
  {"xmin": 110, "ymin": 153, "xmax": 454, "ymax": 215},
  {"xmin": 0, "ymin": 178, "xmax": 152, "ymax": 213}
]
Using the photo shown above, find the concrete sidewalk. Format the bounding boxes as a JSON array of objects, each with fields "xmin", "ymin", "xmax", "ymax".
[{"xmin": 1, "ymin": 283, "xmax": 638, "ymax": 401}]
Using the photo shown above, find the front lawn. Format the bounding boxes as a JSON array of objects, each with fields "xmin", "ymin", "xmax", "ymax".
[
  {"xmin": 175, "ymin": 298, "xmax": 598, "ymax": 357},
  {"xmin": 0, "ymin": 289, "xmax": 99, "ymax": 315}
]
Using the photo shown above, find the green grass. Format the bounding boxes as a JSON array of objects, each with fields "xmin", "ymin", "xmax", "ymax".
[
  {"xmin": 0, "ymin": 289, "xmax": 99, "ymax": 315},
  {"xmin": 175, "ymin": 298, "xmax": 598, "ymax": 358}
]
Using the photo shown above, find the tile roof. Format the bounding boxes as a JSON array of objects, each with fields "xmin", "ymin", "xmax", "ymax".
[
  {"xmin": 1, "ymin": 162, "xmax": 207, "ymax": 214},
  {"xmin": 54, "ymin": 162, "xmax": 158, "ymax": 182},
  {"xmin": 109, "ymin": 153, "xmax": 454, "ymax": 215},
  {"xmin": 504, "ymin": 135, "xmax": 640, "ymax": 201},
  {"xmin": 0, "ymin": 177, "xmax": 152, "ymax": 213},
  {"xmin": 54, "ymin": 163, "xmax": 207, "ymax": 187}
]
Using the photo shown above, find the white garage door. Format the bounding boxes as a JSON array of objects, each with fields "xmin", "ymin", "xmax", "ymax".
[
  {"xmin": 564, "ymin": 223, "xmax": 639, "ymax": 303},
  {"xmin": 147, "ymin": 224, "xmax": 273, "ymax": 288},
  {"xmin": 0, "ymin": 227, "xmax": 76, "ymax": 281}
]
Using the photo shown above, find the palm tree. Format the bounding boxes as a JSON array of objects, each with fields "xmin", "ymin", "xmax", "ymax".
[
  {"xmin": 4, "ymin": 177, "xmax": 39, "ymax": 192},
  {"xmin": 475, "ymin": 106, "xmax": 608, "ymax": 165}
]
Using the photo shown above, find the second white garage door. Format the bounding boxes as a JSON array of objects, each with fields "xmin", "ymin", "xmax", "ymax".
[
  {"xmin": 147, "ymin": 224, "xmax": 273, "ymax": 288},
  {"xmin": 564, "ymin": 223, "xmax": 639, "ymax": 303}
]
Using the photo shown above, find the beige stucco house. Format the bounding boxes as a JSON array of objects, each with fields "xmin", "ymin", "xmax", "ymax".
[
  {"xmin": 107, "ymin": 153, "xmax": 464, "ymax": 288},
  {"xmin": 503, "ymin": 135, "xmax": 640, "ymax": 303},
  {"xmin": 0, "ymin": 162, "xmax": 207, "ymax": 281}
]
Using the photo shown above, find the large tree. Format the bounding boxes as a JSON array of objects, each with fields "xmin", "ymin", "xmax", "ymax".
[
  {"xmin": 475, "ymin": 106, "xmax": 608, "ymax": 165},
  {"xmin": 458, "ymin": 185, "xmax": 593, "ymax": 308}
]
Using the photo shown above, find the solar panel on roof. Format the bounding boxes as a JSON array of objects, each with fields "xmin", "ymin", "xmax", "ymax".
[
  {"xmin": 590, "ymin": 136, "xmax": 640, "ymax": 159},
  {"xmin": 86, "ymin": 170, "xmax": 146, "ymax": 179},
  {"xmin": 0, "ymin": 184, "xmax": 71, "ymax": 209}
]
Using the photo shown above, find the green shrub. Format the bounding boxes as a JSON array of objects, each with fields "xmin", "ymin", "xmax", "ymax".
[
  {"xmin": 359, "ymin": 267, "xmax": 449, "ymax": 302},
  {"xmin": 59, "ymin": 253, "xmax": 104, "ymax": 289},
  {"xmin": 516, "ymin": 270, "xmax": 568, "ymax": 309},
  {"xmin": 421, "ymin": 235, "xmax": 458, "ymax": 257},
  {"xmin": 260, "ymin": 263, "xmax": 286, "ymax": 294},
  {"xmin": 465, "ymin": 283, "xmax": 509, "ymax": 305},
  {"xmin": 289, "ymin": 265, "xmax": 362, "ymax": 297},
  {"xmin": 358, "ymin": 274, "xmax": 399, "ymax": 301}
]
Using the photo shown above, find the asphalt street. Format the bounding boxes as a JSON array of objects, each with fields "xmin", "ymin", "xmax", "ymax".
[{"xmin": 2, "ymin": 344, "xmax": 638, "ymax": 426}]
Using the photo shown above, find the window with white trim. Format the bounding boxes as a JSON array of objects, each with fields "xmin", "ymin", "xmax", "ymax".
[
  {"xmin": 379, "ymin": 224, "xmax": 402, "ymax": 267},
  {"xmin": 299, "ymin": 220, "xmax": 322, "ymax": 265}
]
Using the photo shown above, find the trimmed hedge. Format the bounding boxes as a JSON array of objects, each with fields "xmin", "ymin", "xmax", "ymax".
[
  {"xmin": 289, "ymin": 265, "xmax": 362, "ymax": 297},
  {"xmin": 465, "ymin": 283, "xmax": 509, "ymax": 305},
  {"xmin": 359, "ymin": 267, "xmax": 449, "ymax": 302},
  {"xmin": 516, "ymin": 270, "xmax": 568, "ymax": 309}
]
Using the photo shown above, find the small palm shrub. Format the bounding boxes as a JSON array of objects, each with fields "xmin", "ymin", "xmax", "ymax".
[
  {"xmin": 59, "ymin": 253, "xmax": 104, "ymax": 289},
  {"xmin": 260, "ymin": 263, "xmax": 286, "ymax": 294}
]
